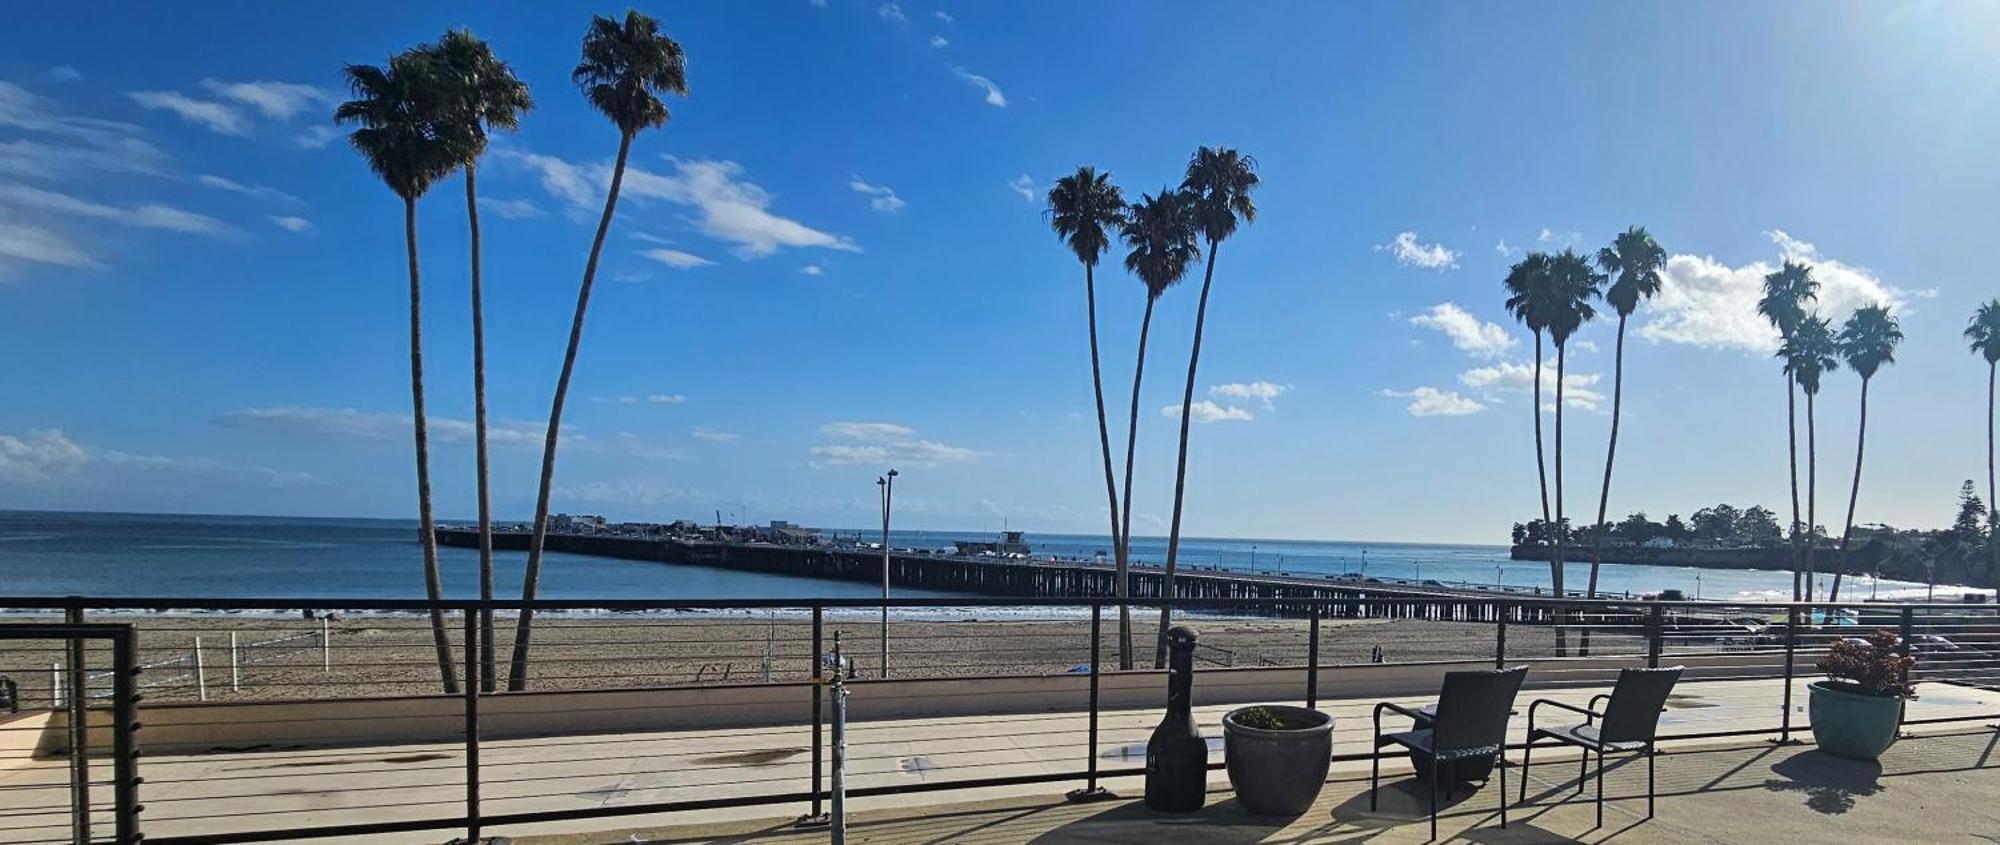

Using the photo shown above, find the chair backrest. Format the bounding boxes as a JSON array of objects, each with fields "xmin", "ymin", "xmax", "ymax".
[
  {"xmin": 1431, "ymin": 666, "xmax": 1529, "ymax": 753},
  {"xmin": 1598, "ymin": 666, "xmax": 1684, "ymax": 743}
]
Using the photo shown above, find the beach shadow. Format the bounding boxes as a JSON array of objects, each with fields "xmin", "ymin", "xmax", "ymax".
[
  {"xmin": 1760, "ymin": 750, "xmax": 1882, "ymax": 815},
  {"xmin": 1025, "ymin": 797, "xmax": 1290, "ymax": 843}
]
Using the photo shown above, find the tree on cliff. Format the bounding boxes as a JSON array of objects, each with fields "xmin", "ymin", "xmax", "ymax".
[{"xmin": 1829, "ymin": 305, "xmax": 1902, "ymax": 602}]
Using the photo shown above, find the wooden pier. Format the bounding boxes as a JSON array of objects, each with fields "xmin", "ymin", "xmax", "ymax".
[{"xmin": 435, "ymin": 528, "xmax": 1571, "ymax": 623}]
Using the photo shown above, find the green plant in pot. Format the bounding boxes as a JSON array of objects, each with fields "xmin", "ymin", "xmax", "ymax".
[
  {"xmin": 1221, "ymin": 705, "xmax": 1334, "ymax": 815},
  {"xmin": 1809, "ymin": 629, "xmax": 1916, "ymax": 761}
]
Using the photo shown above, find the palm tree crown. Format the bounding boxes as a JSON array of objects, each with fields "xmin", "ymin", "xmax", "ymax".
[
  {"xmin": 1839, "ymin": 306, "xmax": 1903, "ymax": 380},
  {"xmin": 1780, "ymin": 314, "xmax": 1841, "ymax": 395},
  {"xmin": 1180, "ymin": 147, "xmax": 1258, "ymax": 244},
  {"xmin": 1046, "ymin": 167, "xmax": 1126, "ymax": 267},
  {"xmin": 1968, "ymin": 299, "xmax": 2000, "ymax": 363},
  {"xmin": 1503, "ymin": 252, "xmax": 1556, "ymax": 333},
  {"xmin": 1758, "ymin": 260, "xmax": 1819, "ymax": 341},
  {"xmin": 424, "ymin": 29, "xmax": 533, "ymax": 157},
  {"xmin": 575, "ymin": 10, "xmax": 688, "ymax": 135},
  {"xmin": 1596, "ymin": 226, "xmax": 1666, "ymax": 316},
  {"xmin": 1122, "ymin": 189, "xmax": 1199, "ymax": 299},
  {"xmin": 1545, "ymin": 249, "xmax": 1605, "ymax": 346},
  {"xmin": 335, "ymin": 52, "xmax": 471, "ymax": 200}
]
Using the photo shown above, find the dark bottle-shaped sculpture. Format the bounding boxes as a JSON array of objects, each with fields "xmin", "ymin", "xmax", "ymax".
[{"xmin": 1145, "ymin": 625, "xmax": 1207, "ymax": 812}]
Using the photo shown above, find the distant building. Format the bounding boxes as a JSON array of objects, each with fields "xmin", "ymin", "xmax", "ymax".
[
  {"xmin": 550, "ymin": 513, "xmax": 608, "ymax": 533},
  {"xmin": 1642, "ymin": 537, "xmax": 1677, "ymax": 549},
  {"xmin": 757, "ymin": 520, "xmax": 823, "ymax": 545},
  {"xmin": 956, "ymin": 531, "xmax": 1031, "ymax": 557}
]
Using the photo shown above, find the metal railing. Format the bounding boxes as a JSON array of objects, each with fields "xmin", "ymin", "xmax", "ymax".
[{"xmin": 1, "ymin": 594, "xmax": 1997, "ymax": 844}]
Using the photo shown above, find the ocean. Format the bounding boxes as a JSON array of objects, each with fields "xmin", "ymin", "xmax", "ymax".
[{"xmin": 0, "ymin": 510, "xmax": 1976, "ymax": 604}]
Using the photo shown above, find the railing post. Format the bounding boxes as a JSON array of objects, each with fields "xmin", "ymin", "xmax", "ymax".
[
  {"xmin": 1306, "ymin": 602, "xmax": 1322, "ymax": 708},
  {"xmin": 1494, "ymin": 602, "xmax": 1508, "ymax": 669},
  {"xmin": 111, "ymin": 626, "xmax": 140, "ymax": 845},
  {"xmin": 1777, "ymin": 605, "xmax": 1799, "ymax": 744},
  {"xmin": 193, "ymin": 637, "xmax": 207, "ymax": 702},
  {"xmin": 1646, "ymin": 603, "xmax": 1664, "ymax": 669},
  {"xmin": 64, "ymin": 600, "xmax": 90, "ymax": 845},
  {"xmin": 1898, "ymin": 606, "xmax": 1915, "ymax": 722},
  {"xmin": 463, "ymin": 610, "xmax": 481, "ymax": 843},
  {"xmin": 798, "ymin": 603, "xmax": 827, "ymax": 826},
  {"xmin": 229, "ymin": 631, "xmax": 240, "ymax": 693},
  {"xmin": 320, "ymin": 617, "xmax": 331, "ymax": 673},
  {"xmin": 1069, "ymin": 602, "xmax": 1109, "ymax": 801}
]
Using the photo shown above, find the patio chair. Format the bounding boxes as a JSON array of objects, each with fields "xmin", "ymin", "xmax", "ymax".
[
  {"xmin": 1519, "ymin": 665, "xmax": 1683, "ymax": 827},
  {"xmin": 1371, "ymin": 666, "xmax": 1529, "ymax": 840}
]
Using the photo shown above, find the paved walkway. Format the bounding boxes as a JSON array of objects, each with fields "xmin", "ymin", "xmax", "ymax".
[{"xmin": 1, "ymin": 677, "xmax": 1996, "ymax": 843}]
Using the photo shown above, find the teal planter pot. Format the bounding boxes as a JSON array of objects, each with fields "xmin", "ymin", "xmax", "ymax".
[{"xmin": 1808, "ymin": 681, "xmax": 1905, "ymax": 761}]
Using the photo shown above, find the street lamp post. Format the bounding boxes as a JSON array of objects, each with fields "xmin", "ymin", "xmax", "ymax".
[
  {"xmin": 877, "ymin": 469, "xmax": 897, "ymax": 677},
  {"xmin": 1250, "ymin": 545, "xmax": 1258, "ymax": 574}
]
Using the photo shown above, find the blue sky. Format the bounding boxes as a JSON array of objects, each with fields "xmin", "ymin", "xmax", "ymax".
[{"xmin": 2, "ymin": 1, "xmax": 1998, "ymax": 544}]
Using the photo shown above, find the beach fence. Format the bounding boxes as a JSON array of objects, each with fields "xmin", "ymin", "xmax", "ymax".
[{"xmin": 50, "ymin": 621, "xmax": 329, "ymax": 704}]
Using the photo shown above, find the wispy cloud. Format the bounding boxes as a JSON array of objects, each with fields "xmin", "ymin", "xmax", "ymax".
[
  {"xmin": 292, "ymin": 126, "xmax": 339, "ymax": 150},
  {"xmin": 1537, "ymin": 227, "xmax": 1581, "ymax": 249},
  {"xmin": 692, "ymin": 428, "xmax": 740, "ymax": 443},
  {"xmin": 949, "ymin": 66, "xmax": 1007, "ymax": 107},
  {"xmin": 44, "ymin": 65, "xmax": 83, "ymax": 84},
  {"xmin": 810, "ymin": 420, "xmax": 978, "ymax": 467},
  {"xmin": 934, "ymin": 10, "xmax": 955, "ymax": 23},
  {"xmin": 1163, "ymin": 400, "xmax": 1254, "ymax": 424},
  {"xmin": 1008, "ymin": 174, "xmax": 1036, "ymax": 201},
  {"xmin": 1408, "ymin": 302, "xmax": 1517, "ymax": 358},
  {"xmin": 269, "ymin": 215, "xmax": 313, "ymax": 234},
  {"xmin": 929, "ymin": 35, "xmax": 950, "ymax": 49},
  {"xmin": 1377, "ymin": 231, "xmax": 1460, "ymax": 271},
  {"xmin": 198, "ymin": 79, "xmax": 332, "ymax": 120},
  {"xmin": 0, "ymin": 222, "xmax": 99, "ymax": 271},
  {"xmin": 198, "ymin": 174, "xmax": 300, "ymax": 204},
  {"xmin": 2, "ymin": 427, "xmax": 315, "ymax": 487},
  {"xmin": 127, "ymin": 90, "xmax": 252, "ymax": 136},
  {"xmin": 0, "ymin": 184, "xmax": 238, "ymax": 238},
  {"xmin": 1378, "ymin": 387, "xmax": 1485, "ymax": 417},
  {"xmin": 848, "ymin": 175, "xmax": 906, "ymax": 212},
  {"xmin": 878, "ymin": 3, "xmax": 907, "ymax": 21},
  {"xmin": 640, "ymin": 248, "xmax": 714, "ymax": 269},
  {"xmin": 593, "ymin": 394, "xmax": 687, "ymax": 405},
  {"xmin": 800, "ymin": 263, "xmax": 826, "ymax": 276},
  {"xmin": 478, "ymin": 197, "xmax": 543, "ymax": 220},
  {"xmin": 1210, "ymin": 381, "xmax": 1290, "ymax": 410}
]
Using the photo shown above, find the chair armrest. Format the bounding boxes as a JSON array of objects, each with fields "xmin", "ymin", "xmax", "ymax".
[
  {"xmin": 1588, "ymin": 693, "xmax": 1613, "ymax": 717},
  {"xmin": 1528, "ymin": 697, "xmax": 1603, "ymax": 734},
  {"xmin": 1373, "ymin": 700, "xmax": 1426, "ymax": 740}
]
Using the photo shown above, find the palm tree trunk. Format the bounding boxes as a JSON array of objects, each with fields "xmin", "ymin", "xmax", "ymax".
[
  {"xmin": 1988, "ymin": 362, "xmax": 1996, "ymax": 580},
  {"xmin": 465, "ymin": 164, "xmax": 497, "ymax": 692},
  {"xmin": 1553, "ymin": 344, "xmax": 1568, "ymax": 657},
  {"xmin": 1832, "ymin": 377, "xmax": 1870, "ymax": 604},
  {"xmin": 404, "ymin": 195, "xmax": 458, "ymax": 695},
  {"xmin": 1530, "ymin": 333, "xmax": 1553, "ymax": 584},
  {"xmin": 1806, "ymin": 391, "xmax": 1819, "ymax": 603},
  {"xmin": 509, "ymin": 130, "xmax": 635, "ymax": 691},
  {"xmin": 1583, "ymin": 316, "xmax": 1629, "ymax": 656},
  {"xmin": 1786, "ymin": 374, "xmax": 1803, "ymax": 601},
  {"xmin": 1118, "ymin": 298, "xmax": 1157, "ymax": 671},
  {"xmin": 1082, "ymin": 261, "xmax": 1127, "ymax": 671},
  {"xmin": 1157, "ymin": 245, "xmax": 1220, "ymax": 669}
]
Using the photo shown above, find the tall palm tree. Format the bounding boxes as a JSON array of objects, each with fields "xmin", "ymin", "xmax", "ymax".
[
  {"xmin": 1585, "ymin": 227, "xmax": 1664, "ymax": 604},
  {"xmin": 1758, "ymin": 261, "xmax": 1818, "ymax": 599},
  {"xmin": 423, "ymin": 28, "xmax": 532, "ymax": 693},
  {"xmin": 512, "ymin": 11, "xmax": 686, "ymax": 691},
  {"xmin": 1779, "ymin": 314, "xmax": 1839, "ymax": 601},
  {"xmin": 1968, "ymin": 299, "xmax": 2000, "ymax": 579},
  {"xmin": 1828, "ymin": 305, "xmax": 1901, "ymax": 602},
  {"xmin": 1579, "ymin": 227, "xmax": 1662, "ymax": 656},
  {"xmin": 336, "ymin": 51, "xmax": 471, "ymax": 694},
  {"xmin": 1544, "ymin": 250, "xmax": 1603, "ymax": 656},
  {"xmin": 1503, "ymin": 252, "xmax": 1558, "ymax": 596},
  {"xmin": 1158, "ymin": 147, "xmax": 1257, "ymax": 668},
  {"xmin": 1045, "ymin": 167, "xmax": 1131, "ymax": 668}
]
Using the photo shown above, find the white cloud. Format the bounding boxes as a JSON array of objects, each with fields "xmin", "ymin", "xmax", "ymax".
[
  {"xmin": 479, "ymin": 197, "xmax": 543, "ymax": 220},
  {"xmin": 1458, "ymin": 361, "xmax": 1605, "ymax": 411},
  {"xmin": 1210, "ymin": 381, "xmax": 1290, "ymax": 410},
  {"xmin": 45, "ymin": 66, "xmax": 83, "ymax": 84},
  {"xmin": 0, "ymin": 222, "xmax": 99, "ymax": 271},
  {"xmin": 555, "ymin": 481, "xmax": 707, "ymax": 508},
  {"xmin": 878, "ymin": 3, "xmax": 907, "ymax": 21},
  {"xmin": 596, "ymin": 393, "xmax": 687, "ymax": 405},
  {"xmin": 929, "ymin": 35, "xmax": 950, "ymax": 49},
  {"xmin": 127, "ymin": 90, "xmax": 250, "ymax": 136},
  {"xmin": 692, "ymin": 428, "xmax": 740, "ymax": 443},
  {"xmin": 1378, "ymin": 231, "xmax": 1459, "ymax": 270},
  {"xmin": 1640, "ymin": 229, "xmax": 1910, "ymax": 354},
  {"xmin": 0, "ymin": 429, "xmax": 88, "ymax": 481},
  {"xmin": 1573, "ymin": 339, "xmax": 1599, "ymax": 354},
  {"xmin": 1537, "ymin": 227, "xmax": 1581, "ymax": 248},
  {"xmin": 212, "ymin": 406, "xmax": 557, "ymax": 446},
  {"xmin": 292, "ymin": 126, "xmax": 339, "ymax": 150},
  {"xmin": 849, "ymin": 176, "xmax": 906, "ymax": 212},
  {"xmin": 640, "ymin": 248, "xmax": 714, "ymax": 269},
  {"xmin": 800, "ymin": 263, "xmax": 826, "ymax": 276},
  {"xmin": 810, "ymin": 420, "xmax": 978, "ymax": 467},
  {"xmin": 198, "ymin": 174, "xmax": 300, "ymax": 204},
  {"xmin": 934, "ymin": 10, "xmax": 955, "ymax": 23},
  {"xmin": 2, "ymin": 427, "xmax": 313, "ymax": 487},
  {"xmin": 1008, "ymin": 173, "xmax": 1036, "ymax": 201},
  {"xmin": 507, "ymin": 151, "xmax": 859, "ymax": 258},
  {"xmin": 269, "ymin": 215, "xmax": 313, "ymax": 234},
  {"xmin": 0, "ymin": 184, "xmax": 238, "ymax": 238},
  {"xmin": 1495, "ymin": 239, "xmax": 1519, "ymax": 257},
  {"xmin": 199, "ymin": 78, "xmax": 331, "ymax": 120},
  {"xmin": 949, "ymin": 66, "xmax": 1007, "ymax": 107},
  {"xmin": 1378, "ymin": 387, "xmax": 1486, "ymax": 417},
  {"xmin": 0, "ymin": 84, "xmax": 171, "ymax": 180},
  {"xmin": 1408, "ymin": 302, "xmax": 1517, "ymax": 358},
  {"xmin": 1162, "ymin": 400, "xmax": 1254, "ymax": 424},
  {"xmin": 647, "ymin": 394, "xmax": 686, "ymax": 405}
]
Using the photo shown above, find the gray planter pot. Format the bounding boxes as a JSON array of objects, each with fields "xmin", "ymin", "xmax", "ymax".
[{"xmin": 1222, "ymin": 705, "xmax": 1334, "ymax": 816}]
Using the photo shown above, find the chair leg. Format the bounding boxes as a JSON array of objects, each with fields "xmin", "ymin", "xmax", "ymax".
[
  {"xmin": 1498, "ymin": 749, "xmax": 1508, "ymax": 828},
  {"xmin": 1577, "ymin": 745, "xmax": 1587, "ymax": 795},
  {"xmin": 1370, "ymin": 745, "xmax": 1380, "ymax": 811},
  {"xmin": 1430, "ymin": 769, "xmax": 1439, "ymax": 842},
  {"xmin": 1647, "ymin": 747, "xmax": 1656, "ymax": 819},
  {"xmin": 1595, "ymin": 748, "xmax": 1605, "ymax": 829},
  {"xmin": 1519, "ymin": 738, "xmax": 1533, "ymax": 803}
]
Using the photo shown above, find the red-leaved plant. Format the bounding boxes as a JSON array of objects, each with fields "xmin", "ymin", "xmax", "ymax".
[{"xmin": 1816, "ymin": 629, "xmax": 1917, "ymax": 698}]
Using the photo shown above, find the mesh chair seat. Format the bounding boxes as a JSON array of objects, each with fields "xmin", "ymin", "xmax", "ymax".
[
  {"xmin": 1378, "ymin": 728, "xmax": 1504, "ymax": 762},
  {"xmin": 1531, "ymin": 722, "xmax": 1646, "ymax": 753}
]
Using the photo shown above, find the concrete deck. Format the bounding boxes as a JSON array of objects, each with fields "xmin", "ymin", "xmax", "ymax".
[{"xmin": 2, "ymin": 676, "xmax": 1996, "ymax": 843}]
